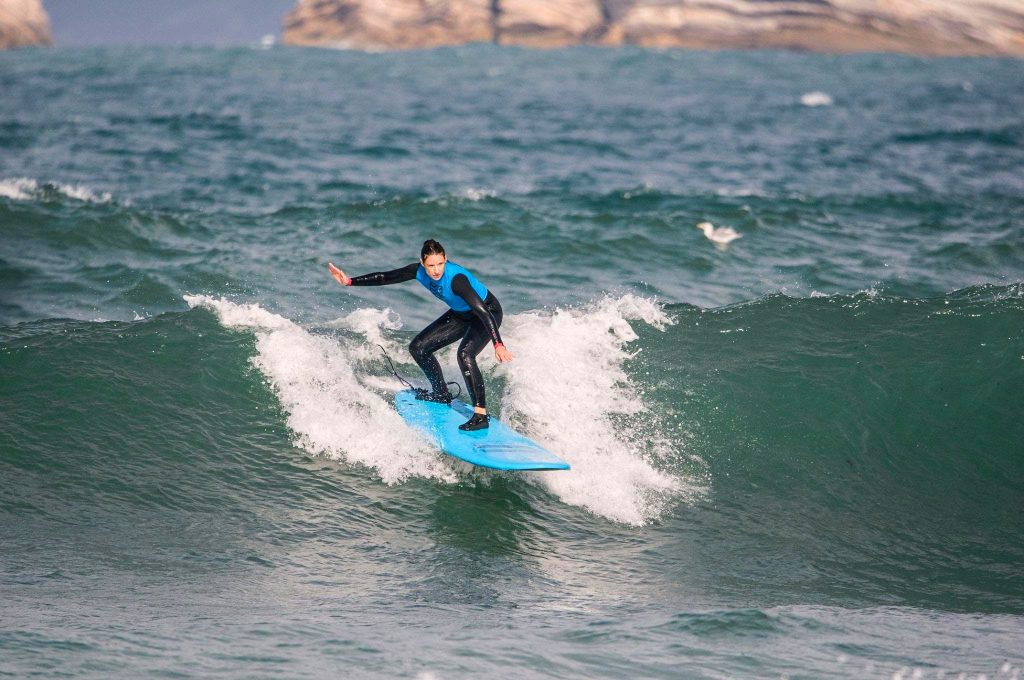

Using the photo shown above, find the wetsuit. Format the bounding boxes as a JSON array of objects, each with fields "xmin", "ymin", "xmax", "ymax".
[{"xmin": 348, "ymin": 262, "xmax": 503, "ymax": 409}]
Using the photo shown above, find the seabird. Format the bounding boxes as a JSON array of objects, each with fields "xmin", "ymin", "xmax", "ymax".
[{"xmin": 697, "ymin": 221, "xmax": 742, "ymax": 245}]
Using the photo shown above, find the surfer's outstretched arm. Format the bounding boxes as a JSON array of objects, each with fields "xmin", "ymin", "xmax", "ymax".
[
  {"xmin": 328, "ymin": 262, "xmax": 418, "ymax": 287},
  {"xmin": 451, "ymin": 274, "xmax": 513, "ymax": 363}
]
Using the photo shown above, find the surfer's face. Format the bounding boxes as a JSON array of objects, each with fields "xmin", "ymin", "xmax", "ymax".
[{"xmin": 422, "ymin": 253, "xmax": 446, "ymax": 280}]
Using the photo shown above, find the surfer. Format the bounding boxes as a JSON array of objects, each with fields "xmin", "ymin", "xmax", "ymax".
[{"xmin": 328, "ymin": 240, "xmax": 512, "ymax": 431}]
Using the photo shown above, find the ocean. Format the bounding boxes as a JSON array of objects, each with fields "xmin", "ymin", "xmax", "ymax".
[{"xmin": 1, "ymin": 44, "xmax": 1022, "ymax": 678}]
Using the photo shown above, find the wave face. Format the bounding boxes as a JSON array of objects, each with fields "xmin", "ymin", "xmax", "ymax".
[
  {"xmin": 2, "ymin": 46, "xmax": 1023, "ymax": 679},
  {"xmin": 652, "ymin": 287, "xmax": 1024, "ymax": 610},
  {"xmin": 180, "ymin": 293, "xmax": 695, "ymax": 526},
  {"xmin": 3, "ymin": 289, "xmax": 1022, "ymax": 678}
]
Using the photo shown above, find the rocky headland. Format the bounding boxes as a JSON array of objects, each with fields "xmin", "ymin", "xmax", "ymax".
[
  {"xmin": 282, "ymin": 0, "xmax": 1024, "ymax": 56},
  {"xmin": 0, "ymin": 0, "xmax": 51, "ymax": 49}
]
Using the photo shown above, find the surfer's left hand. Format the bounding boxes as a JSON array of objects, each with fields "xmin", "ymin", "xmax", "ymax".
[
  {"xmin": 495, "ymin": 344, "xmax": 513, "ymax": 363},
  {"xmin": 328, "ymin": 262, "xmax": 351, "ymax": 286}
]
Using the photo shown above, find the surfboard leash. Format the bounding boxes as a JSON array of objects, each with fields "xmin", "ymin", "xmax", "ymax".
[{"xmin": 376, "ymin": 344, "xmax": 462, "ymax": 399}]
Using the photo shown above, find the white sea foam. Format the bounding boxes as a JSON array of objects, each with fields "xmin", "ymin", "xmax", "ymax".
[
  {"xmin": 424, "ymin": 187, "xmax": 496, "ymax": 207},
  {"xmin": 0, "ymin": 177, "xmax": 112, "ymax": 203},
  {"xmin": 622, "ymin": 182, "xmax": 656, "ymax": 199},
  {"xmin": 184, "ymin": 295, "xmax": 454, "ymax": 484},
  {"xmin": 457, "ymin": 187, "xmax": 495, "ymax": 201},
  {"xmin": 0, "ymin": 178, "xmax": 37, "ymax": 200},
  {"xmin": 800, "ymin": 91, "xmax": 834, "ymax": 107},
  {"xmin": 327, "ymin": 307, "xmax": 406, "ymax": 361},
  {"xmin": 185, "ymin": 294, "xmax": 699, "ymax": 522},
  {"xmin": 56, "ymin": 183, "xmax": 112, "ymax": 203},
  {"xmin": 714, "ymin": 186, "xmax": 766, "ymax": 198},
  {"xmin": 495, "ymin": 295, "xmax": 698, "ymax": 526}
]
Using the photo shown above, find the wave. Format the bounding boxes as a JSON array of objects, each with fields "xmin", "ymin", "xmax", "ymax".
[
  {"xmin": 494, "ymin": 295, "xmax": 697, "ymax": 524},
  {"xmin": 647, "ymin": 286, "xmax": 1024, "ymax": 608},
  {"xmin": 890, "ymin": 125, "xmax": 1023, "ymax": 148},
  {"xmin": 1, "ymin": 294, "xmax": 699, "ymax": 526},
  {"xmin": 0, "ymin": 178, "xmax": 113, "ymax": 204},
  {"xmin": 183, "ymin": 294, "xmax": 451, "ymax": 486},
  {"xmin": 186, "ymin": 293, "xmax": 698, "ymax": 525},
  {"xmin": 3, "ymin": 286, "xmax": 1020, "ymax": 549},
  {"xmin": 656, "ymin": 285, "xmax": 1024, "ymax": 490}
]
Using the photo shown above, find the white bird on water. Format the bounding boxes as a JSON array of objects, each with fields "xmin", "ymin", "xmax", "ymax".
[{"xmin": 697, "ymin": 221, "xmax": 742, "ymax": 245}]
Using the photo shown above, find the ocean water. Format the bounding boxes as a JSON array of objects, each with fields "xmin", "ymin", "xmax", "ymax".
[{"xmin": 1, "ymin": 45, "xmax": 1023, "ymax": 678}]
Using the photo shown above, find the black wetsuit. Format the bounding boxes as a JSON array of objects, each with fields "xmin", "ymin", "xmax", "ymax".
[{"xmin": 348, "ymin": 263, "xmax": 503, "ymax": 409}]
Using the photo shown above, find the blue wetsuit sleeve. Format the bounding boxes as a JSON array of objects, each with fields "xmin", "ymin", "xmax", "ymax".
[
  {"xmin": 348, "ymin": 262, "xmax": 418, "ymax": 286},
  {"xmin": 451, "ymin": 274, "xmax": 504, "ymax": 346}
]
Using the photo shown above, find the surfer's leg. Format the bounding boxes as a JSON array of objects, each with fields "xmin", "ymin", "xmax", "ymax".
[
  {"xmin": 456, "ymin": 327, "xmax": 492, "ymax": 431},
  {"xmin": 409, "ymin": 311, "xmax": 466, "ymax": 397},
  {"xmin": 456, "ymin": 300, "xmax": 503, "ymax": 431}
]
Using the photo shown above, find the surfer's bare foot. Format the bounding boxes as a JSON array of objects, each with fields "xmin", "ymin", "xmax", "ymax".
[
  {"xmin": 414, "ymin": 388, "xmax": 452, "ymax": 405},
  {"xmin": 459, "ymin": 413, "xmax": 489, "ymax": 431}
]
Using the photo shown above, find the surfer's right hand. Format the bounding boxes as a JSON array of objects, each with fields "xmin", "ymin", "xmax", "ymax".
[
  {"xmin": 495, "ymin": 343, "xmax": 513, "ymax": 363},
  {"xmin": 328, "ymin": 262, "xmax": 351, "ymax": 286}
]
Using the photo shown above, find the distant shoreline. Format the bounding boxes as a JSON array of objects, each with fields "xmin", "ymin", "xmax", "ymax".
[
  {"xmin": 5, "ymin": 0, "xmax": 1022, "ymax": 56},
  {"xmin": 281, "ymin": 0, "xmax": 1024, "ymax": 58}
]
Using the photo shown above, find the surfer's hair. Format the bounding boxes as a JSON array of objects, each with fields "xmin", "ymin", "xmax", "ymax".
[{"xmin": 420, "ymin": 239, "xmax": 446, "ymax": 260}]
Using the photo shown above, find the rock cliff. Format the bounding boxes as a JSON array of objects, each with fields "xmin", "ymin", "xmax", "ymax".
[
  {"xmin": 282, "ymin": 0, "xmax": 1024, "ymax": 56},
  {"xmin": 0, "ymin": 0, "xmax": 51, "ymax": 49},
  {"xmin": 610, "ymin": 0, "xmax": 1024, "ymax": 56},
  {"xmin": 282, "ymin": 0, "xmax": 493, "ymax": 50},
  {"xmin": 495, "ymin": 0, "xmax": 607, "ymax": 47}
]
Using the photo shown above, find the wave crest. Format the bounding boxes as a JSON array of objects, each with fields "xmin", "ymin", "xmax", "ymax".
[
  {"xmin": 0, "ymin": 177, "xmax": 113, "ymax": 203},
  {"xmin": 497, "ymin": 295, "xmax": 702, "ymax": 525},
  {"xmin": 184, "ymin": 294, "xmax": 454, "ymax": 484}
]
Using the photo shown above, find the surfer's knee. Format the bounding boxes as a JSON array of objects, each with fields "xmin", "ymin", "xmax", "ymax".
[
  {"xmin": 456, "ymin": 346, "xmax": 475, "ymax": 371},
  {"xmin": 409, "ymin": 336, "xmax": 427, "ymax": 360}
]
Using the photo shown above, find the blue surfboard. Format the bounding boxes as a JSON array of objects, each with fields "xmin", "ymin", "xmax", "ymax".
[{"xmin": 394, "ymin": 389, "xmax": 570, "ymax": 471}]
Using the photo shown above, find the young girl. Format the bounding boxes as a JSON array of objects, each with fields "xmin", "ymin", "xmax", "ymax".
[{"xmin": 329, "ymin": 239, "xmax": 512, "ymax": 431}]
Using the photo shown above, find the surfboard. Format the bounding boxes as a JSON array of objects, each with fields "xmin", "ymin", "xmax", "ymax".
[{"xmin": 394, "ymin": 389, "xmax": 570, "ymax": 471}]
